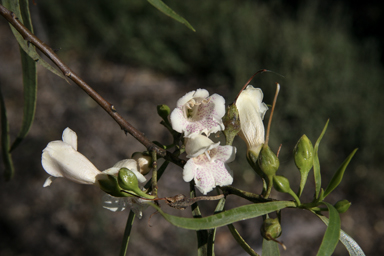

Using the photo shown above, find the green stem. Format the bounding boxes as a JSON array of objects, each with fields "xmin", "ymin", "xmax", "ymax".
[
  {"xmin": 151, "ymin": 151, "xmax": 158, "ymax": 197},
  {"xmin": 119, "ymin": 210, "xmax": 135, "ymax": 256},
  {"xmin": 221, "ymin": 186, "xmax": 271, "ymax": 203}
]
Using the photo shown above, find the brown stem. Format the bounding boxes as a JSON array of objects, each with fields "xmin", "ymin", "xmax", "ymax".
[{"xmin": 0, "ymin": 4, "xmax": 167, "ymax": 157}]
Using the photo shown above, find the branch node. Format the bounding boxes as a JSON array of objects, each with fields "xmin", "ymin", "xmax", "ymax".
[
  {"xmin": 64, "ymin": 71, "xmax": 72, "ymax": 78},
  {"xmin": 111, "ymin": 105, "xmax": 117, "ymax": 112}
]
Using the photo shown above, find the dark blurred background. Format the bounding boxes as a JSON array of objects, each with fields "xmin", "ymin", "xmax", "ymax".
[{"xmin": 1, "ymin": 0, "xmax": 383, "ymax": 255}]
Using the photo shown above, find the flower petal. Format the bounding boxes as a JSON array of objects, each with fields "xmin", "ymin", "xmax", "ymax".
[
  {"xmin": 176, "ymin": 89, "xmax": 209, "ymax": 108},
  {"xmin": 211, "ymin": 145, "xmax": 237, "ymax": 163},
  {"xmin": 42, "ymin": 141, "xmax": 100, "ymax": 185},
  {"xmin": 103, "ymin": 159, "xmax": 147, "ymax": 184},
  {"xmin": 62, "ymin": 127, "xmax": 77, "ymax": 150},
  {"xmin": 236, "ymin": 85, "xmax": 268, "ymax": 152},
  {"xmin": 185, "ymin": 134, "xmax": 220, "ymax": 158}
]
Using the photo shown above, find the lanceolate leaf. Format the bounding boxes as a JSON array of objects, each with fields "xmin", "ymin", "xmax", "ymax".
[
  {"xmin": 149, "ymin": 201, "xmax": 295, "ymax": 230},
  {"xmin": 9, "ymin": 0, "xmax": 37, "ymax": 152},
  {"xmin": 2, "ymin": 0, "xmax": 67, "ymax": 81},
  {"xmin": 262, "ymin": 239, "xmax": 280, "ymax": 256},
  {"xmin": 318, "ymin": 215, "xmax": 366, "ymax": 256},
  {"xmin": 323, "ymin": 149, "xmax": 358, "ymax": 198},
  {"xmin": 0, "ymin": 89, "xmax": 14, "ymax": 180},
  {"xmin": 228, "ymin": 224, "xmax": 260, "ymax": 256},
  {"xmin": 147, "ymin": 0, "xmax": 196, "ymax": 32},
  {"xmin": 313, "ymin": 119, "xmax": 329, "ymax": 199},
  {"xmin": 316, "ymin": 202, "xmax": 341, "ymax": 256}
]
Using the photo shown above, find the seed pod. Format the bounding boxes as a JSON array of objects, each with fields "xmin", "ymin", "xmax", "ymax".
[
  {"xmin": 261, "ymin": 218, "xmax": 282, "ymax": 240},
  {"xmin": 97, "ymin": 174, "xmax": 127, "ymax": 197},
  {"xmin": 273, "ymin": 175, "xmax": 301, "ymax": 205}
]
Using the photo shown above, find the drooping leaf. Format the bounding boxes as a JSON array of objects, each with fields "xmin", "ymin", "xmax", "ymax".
[
  {"xmin": 228, "ymin": 223, "xmax": 260, "ymax": 256},
  {"xmin": 9, "ymin": 0, "xmax": 37, "ymax": 152},
  {"xmin": 317, "ymin": 215, "xmax": 366, "ymax": 256},
  {"xmin": 147, "ymin": 0, "xmax": 196, "ymax": 32},
  {"xmin": 2, "ymin": 0, "xmax": 67, "ymax": 81},
  {"xmin": 0, "ymin": 88, "xmax": 14, "ymax": 180},
  {"xmin": 313, "ymin": 119, "xmax": 329, "ymax": 199},
  {"xmin": 149, "ymin": 201, "xmax": 295, "ymax": 230},
  {"xmin": 323, "ymin": 149, "xmax": 358, "ymax": 198},
  {"xmin": 262, "ymin": 239, "xmax": 280, "ymax": 256},
  {"xmin": 316, "ymin": 202, "xmax": 341, "ymax": 256}
]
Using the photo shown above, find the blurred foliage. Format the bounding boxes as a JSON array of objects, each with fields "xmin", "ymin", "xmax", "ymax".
[{"xmin": 37, "ymin": 0, "xmax": 384, "ymax": 196}]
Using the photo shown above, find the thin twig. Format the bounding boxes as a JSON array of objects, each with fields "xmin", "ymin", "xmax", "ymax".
[{"xmin": 0, "ymin": 4, "xmax": 168, "ymax": 158}]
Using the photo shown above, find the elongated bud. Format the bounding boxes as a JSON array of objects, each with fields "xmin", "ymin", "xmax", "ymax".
[
  {"xmin": 258, "ymin": 145, "xmax": 279, "ymax": 178},
  {"xmin": 334, "ymin": 199, "xmax": 351, "ymax": 213},
  {"xmin": 273, "ymin": 175, "xmax": 301, "ymax": 205},
  {"xmin": 261, "ymin": 218, "xmax": 282, "ymax": 240},
  {"xmin": 294, "ymin": 135, "xmax": 314, "ymax": 197},
  {"xmin": 222, "ymin": 103, "xmax": 241, "ymax": 145},
  {"xmin": 118, "ymin": 168, "xmax": 155, "ymax": 199},
  {"xmin": 157, "ymin": 104, "xmax": 171, "ymax": 121},
  {"xmin": 132, "ymin": 152, "xmax": 153, "ymax": 175}
]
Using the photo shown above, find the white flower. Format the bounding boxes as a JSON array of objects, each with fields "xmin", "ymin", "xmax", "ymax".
[
  {"xmin": 102, "ymin": 159, "xmax": 146, "ymax": 183},
  {"xmin": 236, "ymin": 85, "xmax": 268, "ymax": 157},
  {"xmin": 183, "ymin": 134, "xmax": 236, "ymax": 195},
  {"xmin": 170, "ymin": 89, "xmax": 226, "ymax": 138},
  {"xmin": 42, "ymin": 127, "xmax": 101, "ymax": 187}
]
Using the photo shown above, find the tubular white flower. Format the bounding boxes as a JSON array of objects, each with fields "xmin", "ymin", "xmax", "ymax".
[
  {"xmin": 236, "ymin": 85, "xmax": 268, "ymax": 156},
  {"xmin": 42, "ymin": 127, "xmax": 101, "ymax": 187},
  {"xmin": 170, "ymin": 89, "xmax": 226, "ymax": 138},
  {"xmin": 183, "ymin": 135, "xmax": 236, "ymax": 195}
]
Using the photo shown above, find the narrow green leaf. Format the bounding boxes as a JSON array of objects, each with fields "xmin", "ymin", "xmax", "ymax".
[
  {"xmin": 228, "ymin": 224, "xmax": 260, "ymax": 256},
  {"xmin": 10, "ymin": 47, "xmax": 37, "ymax": 151},
  {"xmin": 323, "ymin": 149, "xmax": 358, "ymax": 198},
  {"xmin": 190, "ymin": 183, "xmax": 208, "ymax": 256},
  {"xmin": 0, "ymin": 88, "xmax": 15, "ymax": 180},
  {"xmin": 147, "ymin": 0, "xmax": 196, "ymax": 32},
  {"xmin": 316, "ymin": 202, "xmax": 341, "ymax": 256},
  {"xmin": 149, "ymin": 201, "xmax": 295, "ymax": 230},
  {"xmin": 318, "ymin": 215, "xmax": 366, "ymax": 256},
  {"xmin": 262, "ymin": 239, "xmax": 280, "ymax": 256},
  {"xmin": 313, "ymin": 119, "xmax": 329, "ymax": 199},
  {"xmin": 2, "ymin": 0, "xmax": 68, "ymax": 81},
  {"xmin": 119, "ymin": 210, "xmax": 135, "ymax": 256}
]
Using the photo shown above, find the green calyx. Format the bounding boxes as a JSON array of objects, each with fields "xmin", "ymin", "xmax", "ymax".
[
  {"xmin": 97, "ymin": 173, "xmax": 129, "ymax": 197},
  {"xmin": 294, "ymin": 134, "xmax": 314, "ymax": 197},
  {"xmin": 258, "ymin": 145, "xmax": 279, "ymax": 178},
  {"xmin": 222, "ymin": 103, "xmax": 241, "ymax": 146},
  {"xmin": 261, "ymin": 218, "xmax": 282, "ymax": 240},
  {"xmin": 118, "ymin": 168, "xmax": 155, "ymax": 199}
]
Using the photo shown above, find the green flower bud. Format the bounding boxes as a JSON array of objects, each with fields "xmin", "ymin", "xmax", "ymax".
[
  {"xmin": 222, "ymin": 103, "xmax": 241, "ymax": 145},
  {"xmin": 261, "ymin": 218, "xmax": 282, "ymax": 240},
  {"xmin": 273, "ymin": 175, "xmax": 301, "ymax": 205},
  {"xmin": 334, "ymin": 199, "xmax": 351, "ymax": 214},
  {"xmin": 273, "ymin": 175, "xmax": 291, "ymax": 194},
  {"xmin": 118, "ymin": 168, "xmax": 155, "ymax": 199},
  {"xmin": 258, "ymin": 145, "xmax": 279, "ymax": 178},
  {"xmin": 157, "ymin": 104, "xmax": 171, "ymax": 121},
  {"xmin": 97, "ymin": 173, "xmax": 128, "ymax": 197},
  {"xmin": 293, "ymin": 134, "xmax": 314, "ymax": 197}
]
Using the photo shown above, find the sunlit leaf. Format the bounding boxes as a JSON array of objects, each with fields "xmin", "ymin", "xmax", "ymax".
[
  {"xmin": 147, "ymin": 0, "xmax": 196, "ymax": 32},
  {"xmin": 323, "ymin": 149, "xmax": 358, "ymax": 198},
  {"xmin": 149, "ymin": 201, "xmax": 295, "ymax": 230},
  {"xmin": 262, "ymin": 239, "xmax": 280, "ymax": 256},
  {"xmin": 0, "ymin": 89, "xmax": 14, "ymax": 180},
  {"xmin": 316, "ymin": 202, "xmax": 340, "ymax": 256},
  {"xmin": 313, "ymin": 119, "xmax": 329, "ymax": 199},
  {"xmin": 318, "ymin": 215, "xmax": 366, "ymax": 256}
]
